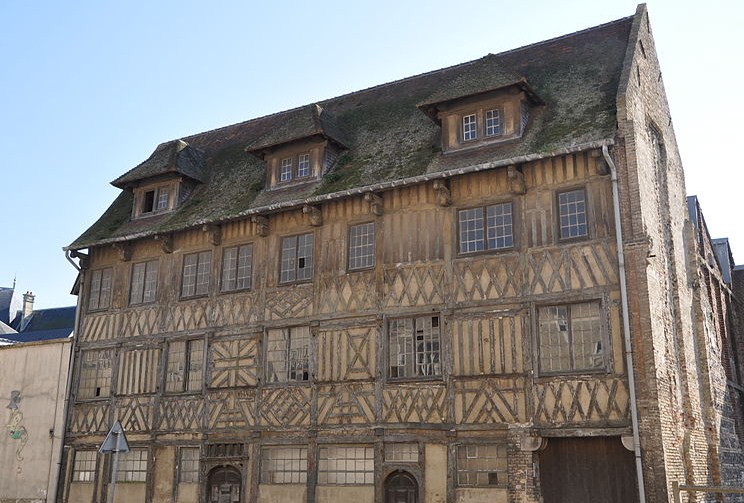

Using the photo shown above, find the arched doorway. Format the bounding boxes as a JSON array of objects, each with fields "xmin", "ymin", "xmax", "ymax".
[
  {"xmin": 384, "ymin": 470, "xmax": 418, "ymax": 503},
  {"xmin": 207, "ymin": 465, "xmax": 242, "ymax": 503}
]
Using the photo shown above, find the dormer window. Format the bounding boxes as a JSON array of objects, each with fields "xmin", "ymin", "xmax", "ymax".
[
  {"xmin": 485, "ymin": 109, "xmax": 502, "ymax": 137},
  {"xmin": 462, "ymin": 114, "xmax": 477, "ymax": 141},
  {"xmin": 280, "ymin": 158, "xmax": 293, "ymax": 182},
  {"xmin": 141, "ymin": 186, "xmax": 170, "ymax": 215},
  {"xmin": 297, "ymin": 153, "xmax": 311, "ymax": 177},
  {"xmin": 277, "ymin": 152, "xmax": 313, "ymax": 184},
  {"xmin": 134, "ymin": 182, "xmax": 178, "ymax": 218}
]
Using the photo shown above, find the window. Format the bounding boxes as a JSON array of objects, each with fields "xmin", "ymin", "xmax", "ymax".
[
  {"xmin": 117, "ymin": 448, "xmax": 147, "ymax": 482},
  {"xmin": 520, "ymin": 102, "xmax": 529, "ymax": 134},
  {"xmin": 181, "ymin": 251, "xmax": 212, "ymax": 297},
  {"xmin": 538, "ymin": 302, "xmax": 604, "ymax": 373},
  {"xmin": 156, "ymin": 187, "xmax": 169, "ymax": 211},
  {"xmin": 280, "ymin": 157, "xmax": 293, "ymax": 182},
  {"xmin": 558, "ymin": 189, "xmax": 588, "ymax": 239},
  {"xmin": 297, "ymin": 153, "xmax": 311, "ymax": 178},
  {"xmin": 88, "ymin": 268, "xmax": 112, "ymax": 311},
  {"xmin": 165, "ymin": 339, "xmax": 204, "ymax": 392},
  {"xmin": 260, "ymin": 446, "xmax": 307, "ymax": 484},
  {"xmin": 279, "ymin": 233, "xmax": 314, "ymax": 284},
  {"xmin": 72, "ymin": 450, "xmax": 97, "ymax": 482},
  {"xmin": 485, "ymin": 109, "xmax": 501, "ymax": 136},
  {"xmin": 178, "ymin": 447, "xmax": 200, "ymax": 483},
  {"xmin": 278, "ymin": 153, "xmax": 312, "ymax": 183},
  {"xmin": 141, "ymin": 186, "xmax": 169, "ymax": 214},
  {"xmin": 385, "ymin": 443, "xmax": 418, "ymax": 463},
  {"xmin": 78, "ymin": 349, "xmax": 113, "ymax": 399},
  {"xmin": 462, "ymin": 114, "xmax": 477, "ymax": 141},
  {"xmin": 129, "ymin": 260, "xmax": 158, "ymax": 305},
  {"xmin": 389, "ymin": 315, "xmax": 441, "ymax": 378},
  {"xmin": 221, "ymin": 244, "xmax": 253, "ymax": 292},
  {"xmin": 456, "ymin": 444, "xmax": 507, "ymax": 487},
  {"xmin": 318, "ymin": 445, "xmax": 374, "ymax": 485},
  {"xmin": 348, "ymin": 222, "xmax": 375, "ymax": 270},
  {"xmin": 458, "ymin": 202, "xmax": 513, "ymax": 254},
  {"xmin": 265, "ymin": 327, "xmax": 310, "ymax": 383}
]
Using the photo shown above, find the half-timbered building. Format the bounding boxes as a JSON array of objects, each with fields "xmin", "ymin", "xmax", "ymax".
[{"xmin": 59, "ymin": 5, "xmax": 744, "ymax": 503}]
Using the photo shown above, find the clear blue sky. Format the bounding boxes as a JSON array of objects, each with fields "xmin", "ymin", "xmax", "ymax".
[{"xmin": 1, "ymin": 1, "xmax": 742, "ymax": 309}]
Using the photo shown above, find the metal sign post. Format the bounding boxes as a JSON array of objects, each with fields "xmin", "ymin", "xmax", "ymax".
[{"xmin": 99, "ymin": 420, "xmax": 129, "ymax": 503}]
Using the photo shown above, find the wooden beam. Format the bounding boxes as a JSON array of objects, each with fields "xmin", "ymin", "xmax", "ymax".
[{"xmin": 303, "ymin": 205, "xmax": 323, "ymax": 226}]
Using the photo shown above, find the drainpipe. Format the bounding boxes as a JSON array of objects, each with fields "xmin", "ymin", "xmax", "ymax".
[{"xmin": 602, "ymin": 144, "xmax": 646, "ymax": 502}]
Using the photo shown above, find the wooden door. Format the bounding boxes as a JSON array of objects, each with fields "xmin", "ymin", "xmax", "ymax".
[
  {"xmin": 384, "ymin": 471, "xmax": 418, "ymax": 503},
  {"xmin": 208, "ymin": 465, "xmax": 242, "ymax": 503},
  {"xmin": 539, "ymin": 436, "xmax": 638, "ymax": 503}
]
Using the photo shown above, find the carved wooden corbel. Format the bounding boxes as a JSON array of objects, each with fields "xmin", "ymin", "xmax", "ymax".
[
  {"xmin": 112, "ymin": 242, "xmax": 132, "ymax": 262},
  {"xmin": 303, "ymin": 205, "xmax": 323, "ymax": 226},
  {"xmin": 251, "ymin": 215, "xmax": 269, "ymax": 237},
  {"xmin": 155, "ymin": 233, "xmax": 174, "ymax": 254},
  {"xmin": 71, "ymin": 250, "xmax": 90, "ymax": 270},
  {"xmin": 508, "ymin": 166, "xmax": 526, "ymax": 195},
  {"xmin": 364, "ymin": 192, "xmax": 383, "ymax": 216},
  {"xmin": 432, "ymin": 180, "xmax": 451, "ymax": 207},
  {"xmin": 203, "ymin": 224, "xmax": 222, "ymax": 246}
]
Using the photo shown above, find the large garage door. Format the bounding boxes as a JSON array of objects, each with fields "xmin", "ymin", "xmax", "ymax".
[{"xmin": 539, "ymin": 436, "xmax": 638, "ymax": 503}]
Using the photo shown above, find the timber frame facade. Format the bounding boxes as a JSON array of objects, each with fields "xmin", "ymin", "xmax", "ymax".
[{"xmin": 60, "ymin": 5, "xmax": 744, "ymax": 503}]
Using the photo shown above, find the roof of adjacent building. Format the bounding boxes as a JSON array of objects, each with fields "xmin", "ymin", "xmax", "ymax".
[
  {"xmin": 0, "ymin": 287, "xmax": 15, "ymax": 325},
  {"xmin": 68, "ymin": 13, "xmax": 635, "ymax": 251},
  {"xmin": 3, "ymin": 306, "xmax": 75, "ymax": 344}
]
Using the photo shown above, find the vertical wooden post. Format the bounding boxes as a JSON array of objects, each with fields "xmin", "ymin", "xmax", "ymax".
[{"xmin": 672, "ymin": 481, "xmax": 681, "ymax": 503}]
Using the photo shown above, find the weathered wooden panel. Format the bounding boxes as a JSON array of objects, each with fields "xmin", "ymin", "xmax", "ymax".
[
  {"xmin": 207, "ymin": 389, "xmax": 256, "ymax": 430},
  {"xmin": 117, "ymin": 348, "xmax": 160, "ymax": 394},
  {"xmin": 382, "ymin": 208, "xmax": 444, "ymax": 264},
  {"xmin": 533, "ymin": 378, "xmax": 630, "ymax": 426},
  {"xmin": 316, "ymin": 325, "xmax": 376, "ymax": 381},
  {"xmin": 526, "ymin": 241, "xmax": 617, "ymax": 295},
  {"xmin": 208, "ymin": 338, "xmax": 259, "ymax": 388},
  {"xmin": 157, "ymin": 396, "xmax": 205, "ymax": 431},
  {"xmin": 451, "ymin": 314, "xmax": 524, "ymax": 376},
  {"xmin": 69, "ymin": 402, "xmax": 109, "ymax": 433},
  {"xmin": 454, "ymin": 377, "xmax": 526, "ymax": 424},
  {"xmin": 316, "ymin": 271, "xmax": 377, "ymax": 314},
  {"xmin": 264, "ymin": 285, "xmax": 313, "ymax": 320},
  {"xmin": 164, "ymin": 299, "xmax": 211, "ymax": 332},
  {"xmin": 259, "ymin": 387, "xmax": 312, "ymax": 427},
  {"xmin": 120, "ymin": 306, "xmax": 160, "ymax": 337},
  {"xmin": 382, "ymin": 384, "xmax": 448, "ymax": 423},
  {"xmin": 116, "ymin": 396, "xmax": 155, "ymax": 432},
  {"xmin": 383, "ymin": 263, "xmax": 447, "ymax": 307},
  {"xmin": 317, "ymin": 383, "xmax": 375, "ymax": 425},
  {"xmin": 80, "ymin": 312, "xmax": 119, "ymax": 342},
  {"xmin": 453, "ymin": 255, "xmax": 523, "ymax": 303},
  {"xmin": 212, "ymin": 293, "xmax": 259, "ymax": 326}
]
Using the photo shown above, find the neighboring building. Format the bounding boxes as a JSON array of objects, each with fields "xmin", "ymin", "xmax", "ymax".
[{"xmin": 59, "ymin": 5, "xmax": 744, "ymax": 503}]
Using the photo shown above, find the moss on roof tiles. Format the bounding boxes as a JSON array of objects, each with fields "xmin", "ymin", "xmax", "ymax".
[
  {"xmin": 112, "ymin": 140, "xmax": 206, "ymax": 188},
  {"xmin": 68, "ymin": 14, "xmax": 633, "ymax": 250}
]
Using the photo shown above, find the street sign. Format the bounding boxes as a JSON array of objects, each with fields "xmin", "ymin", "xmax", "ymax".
[{"xmin": 99, "ymin": 420, "xmax": 129, "ymax": 454}]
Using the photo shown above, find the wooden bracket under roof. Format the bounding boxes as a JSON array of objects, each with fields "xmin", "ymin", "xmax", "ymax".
[
  {"xmin": 303, "ymin": 205, "xmax": 323, "ymax": 226},
  {"xmin": 508, "ymin": 166, "xmax": 526, "ymax": 195},
  {"xmin": 154, "ymin": 233, "xmax": 174, "ymax": 254},
  {"xmin": 364, "ymin": 192, "xmax": 383, "ymax": 216},
  {"xmin": 112, "ymin": 242, "xmax": 132, "ymax": 262},
  {"xmin": 251, "ymin": 215, "xmax": 269, "ymax": 237},
  {"xmin": 432, "ymin": 180, "xmax": 452, "ymax": 207},
  {"xmin": 203, "ymin": 224, "xmax": 222, "ymax": 246}
]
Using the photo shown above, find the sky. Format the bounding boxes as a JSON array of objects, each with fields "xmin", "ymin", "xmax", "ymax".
[{"xmin": 1, "ymin": 1, "xmax": 742, "ymax": 309}]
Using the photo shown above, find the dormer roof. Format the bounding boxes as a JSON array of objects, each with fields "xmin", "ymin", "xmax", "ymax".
[{"xmin": 112, "ymin": 139, "xmax": 206, "ymax": 189}]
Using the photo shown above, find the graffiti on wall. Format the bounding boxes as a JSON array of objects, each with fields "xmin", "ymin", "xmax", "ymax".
[{"xmin": 6, "ymin": 390, "xmax": 28, "ymax": 461}]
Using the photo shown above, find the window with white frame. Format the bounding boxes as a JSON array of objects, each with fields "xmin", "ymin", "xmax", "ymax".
[
  {"xmin": 129, "ymin": 260, "xmax": 158, "ymax": 305},
  {"xmin": 260, "ymin": 446, "xmax": 308, "ymax": 484},
  {"xmin": 78, "ymin": 349, "xmax": 113, "ymax": 399},
  {"xmin": 72, "ymin": 450, "xmax": 97, "ymax": 482},
  {"xmin": 558, "ymin": 188, "xmax": 588, "ymax": 239},
  {"xmin": 384, "ymin": 443, "xmax": 418, "ymax": 463},
  {"xmin": 462, "ymin": 114, "xmax": 477, "ymax": 141},
  {"xmin": 456, "ymin": 444, "xmax": 507, "ymax": 487},
  {"xmin": 485, "ymin": 109, "xmax": 501, "ymax": 136},
  {"xmin": 280, "ymin": 233, "xmax": 314, "ymax": 284},
  {"xmin": 221, "ymin": 244, "xmax": 253, "ymax": 292},
  {"xmin": 116, "ymin": 448, "xmax": 148, "ymax": 482},
  {"xmin": 265, "ymin": 327, "xmax": 310, "ymax": 383},
  {"xmin": 280, "ymin": 157, "xmax": 293, "ymax": 182},
  {"xmin": 88, "ymin": 268, "xmax": 112, "ymax": 311},
  {"xmin": 348, "ymin": 222, "xmax": 375, "ymax": 270},
  {"xmin": 389, "ymin": 315, "xmax": 441, "ymax": 378},
  {"xmin": 538, "ymin": 302, "xmax": 604, "ymax": 373},
  {"xmin": 297, "ymin": 153, "xmax": 311, "ymax": 178},
  {"xmin": 141, "ymin": 186, "xmax": 170, "ymax": 215},
  {"xmin": 458, "ymin": 202, "xmax": 513, "ymax": 254},
  {"xmin": 178, "ymin": 447, "xmax": 200, "ymax": 483},
  {"xmin": 165, "ymin": 339, "xmax": 204, "ymax": 392},
  {"xmin": 181, "ymin": 251, "xmax": 212, "ymax": 297},
  {"xmin": 318, "ymin": 445, "xmax": 374, "ymax": 485},
  {"xmin": 156, "ymin": 187, "xmax": 169, "ymax": 211}
]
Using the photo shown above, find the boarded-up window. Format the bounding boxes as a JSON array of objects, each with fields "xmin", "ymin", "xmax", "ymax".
[
  {"xmin": 260, "ymin": 446, "xmax": 307, "ymax": 484},
  {"xmin": 129, "ymin": 260, "xmax": 158, "ymax": 305},
  {"xmin": 117, "ymin": 448, "xmax": 147, "ymax": 482},
  {"xmin": 538, "ymin": 302, "xmax": 604, "ymax": 373},
  {"xmin": 78, "ymin": 349, "xmax": 113, "ymax": 399},
  {"xmin": 457, "ymin": 444, "xmax": 507, "ymax": 486},
  {"xmin": 178, "ymin": 447, "xmax": 200, "ymax": 483},
  {"xmin": 88, "ymin": 268, "xmax": 112, "ymax": 311},
  {"xmin": 389, "ymin": 315, "xmax": 441, "ymax": 378},
  {"xmin": 182, "ymin": 251, "xmax": 212, "ymax": 297},
  {"xmin": 117, "ymin": 348, "xmax": 161, "ymax": 395},
  {"xmin": 165, "ymin": 340, "xmax": 204, "ymax": 392},
  {"xmin": 265, "ymin": 327, "xmax": 310, "ymax": 383},
  {"xmin": 318, "ymin": 445, "xmax": 374, "ymax": 485},
  {"xmin": 280, "ymin": 233, "xmax": 314, "ymax": 284},
  {"xmin": 221, "ymin": 244, "xmax": 253, "ymax": 292},
  {"xmin": 72, "ymin": 450, "xmax": 97, "ymax": 482}
]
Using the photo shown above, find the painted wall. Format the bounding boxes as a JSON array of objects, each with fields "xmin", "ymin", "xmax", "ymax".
[{"xmin": 0, "ymin": 338, "xmax": 71, "ymax": 503}]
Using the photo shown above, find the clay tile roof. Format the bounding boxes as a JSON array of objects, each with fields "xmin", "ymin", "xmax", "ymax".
[{"xmin": 111, "ymin": 139, "xmax": 206, "ymax": 188}]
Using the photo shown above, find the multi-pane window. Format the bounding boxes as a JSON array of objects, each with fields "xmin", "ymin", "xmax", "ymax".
[
  {"xmin": 181, "ymin": 251, "xmax": 212, "ymax": 297},
  {"xmin": 485, "ymin": 109, "xmax": 501, "ymax": 136},
  {"xmin": 348, "ymin": 222, "xmax": 375, "ymax": 270},
  {"xmin": 389, "ymin": 315, "xmax": 441, "ymax": 378},
  {"xmin": 297, "ymin": 153, "xmax": 311, "ymax": 177},
  {"xmin": 78, "ymin": 349, "xmax": 113, "ymax": 399},
  {"xmin": 178, "ymin": 447, "xmax": 200, "ymax": 483},
  {"xmin": 165, "ymin": 339, "xmax": 204, "ymax": 392},
  {"xmin": 558, "ymin": 189, "xmax": 588, "ymax": 239},
  {"xmin": 318, "ymin": 446, "xmax": 374, "ymax": 485},
  {"xmin": 260, "ymin": 446, "xmax": 307, "ymax": 484},
  {"xmin": 156, "ymin": 187, "xmax": 169, "ymax": 210},
  {"xmin": 88, "ymin": 268, "xmax": 112, "ymax": 311},
  {"xmin": 456, "ymin": 444, "xmax": 507, "ymax": 487},
  {"xmin": 116, "ymin": 448, "xmax": 147, "ymax": 482},
  {"xmin": 221, "ymin": 244, "xmax": 253, "ymax": 292},
  {"xmin": 462, "ymin": 114, "xmax": 477, "ymax": 141},
  {"xmin": 129, "ymin": 260, "xmax": 158, "ymax": 305},
  {"xmin": 458, "ymin": 202, "xmax": 513, "ymax": 254},
  {"xmin": 72, "ymin": 450, "xmax": 97, "ymax": 482},
  {"xmin": 280, "ymin": 157, "xmax": 293, "ymax": 182},
  {"xmin": 538, "ymin": 302, "xmax": 604, "ymax": 373},
  {"xmin": 280, "ymin": 233, "xmax": 314, "ymax": 284},
  {"xmin": 142, "ymin": 186, "xmax": 169, "ymax": 214},
  {"xmin": 384, "ymin": 443, "xmax": 418, "ymax": 463},
  {"xmin": 265, "ymin": 327, "xmax": 310, "ymax": 383}
]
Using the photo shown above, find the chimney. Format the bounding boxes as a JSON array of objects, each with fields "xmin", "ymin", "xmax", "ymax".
[{"xmin": 22, "ymin": 291, "xmax": 34, "ymax": 319}]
